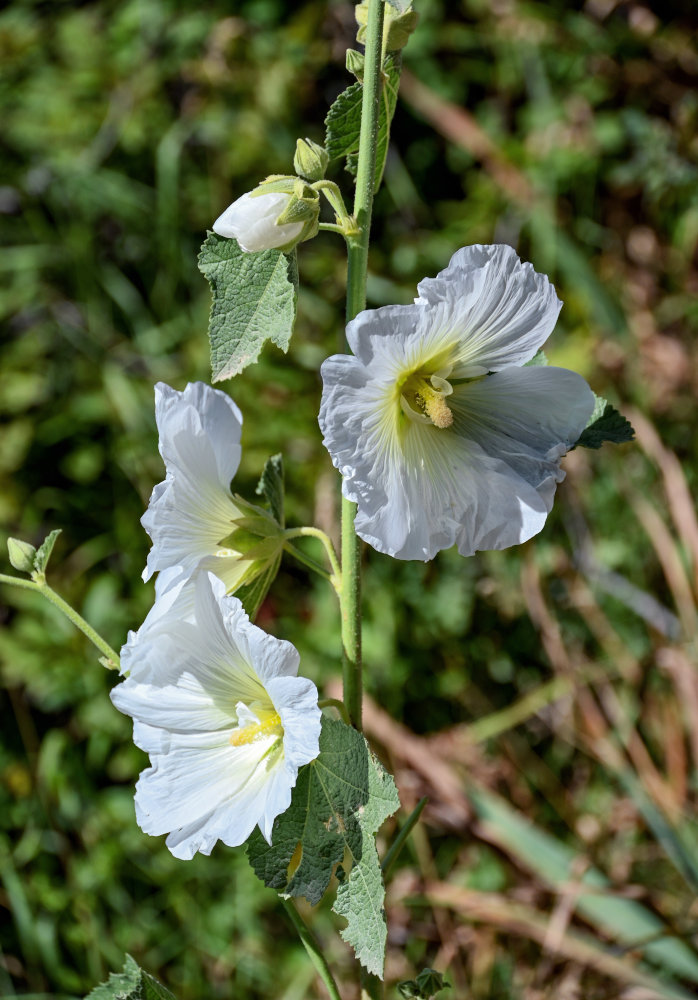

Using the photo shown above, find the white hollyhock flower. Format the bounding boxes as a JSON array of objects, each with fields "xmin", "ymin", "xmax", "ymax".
[
  {"xmin": 319, "ymin": 244, "xmax": 595, "ymax": 561},
  {"xmin": 213, "ymin": 191, "xmax": 305, "ymax": 253},
  {"xmin": 111, "ymin": 572, "xmax": 321, "ymax": 859},
  {"xmin": 141, "ymin": 381, "xmax": 281, "ymax": 599}
]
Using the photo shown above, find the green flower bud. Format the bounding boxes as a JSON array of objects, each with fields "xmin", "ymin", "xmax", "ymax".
[
  {"xmin": 415, "ymin": 969, "xmax": 450, "ymax": 997},
  {"xmin": 293, "ymin": 137, "xmax": 329, "ymax": 182},
  {"xmin": 7, "ymin": 537, "xmax": 36, "ymax": 574},
  {"xmin": 345, "ymin": 48, "xmax": 365, "ymax": 80}
]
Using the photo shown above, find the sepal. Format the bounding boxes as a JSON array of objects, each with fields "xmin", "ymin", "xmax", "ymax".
[{"xmin": 216, "ymin": 496, "xmax": 285, "ymax": 591}]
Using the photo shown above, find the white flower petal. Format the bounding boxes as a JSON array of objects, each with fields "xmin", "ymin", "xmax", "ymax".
[
  {"xmin": 414, "ymin": 244, "xmax": 562, "ymax": 371},
  {"xmin": 267, "ymin": 675, "xmax": 323, "ymax": 769}
]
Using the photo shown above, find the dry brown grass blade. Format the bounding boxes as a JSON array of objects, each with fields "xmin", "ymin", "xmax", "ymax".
[
  {"xmin": 423, "ymin": 882, "xmax": 696, "ymax": 1000},
  {"xmin": 629, "ymin": 494, "xmax": 697, "ymax": 637},
  {"xmin": 522, "ymin": 553, "xmax": 684, "ymax": 821},
  {"xmin": 657, "ymin": 646, "xmax": 698, "ymax": 777},
  {"xmin": 628, "ymin": 408, "xmax": 698, "ymax": 597}
]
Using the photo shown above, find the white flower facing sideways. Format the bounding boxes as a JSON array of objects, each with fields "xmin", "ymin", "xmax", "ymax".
[
  {"xmin": 319, "ymin": 244, "xmax": 596, "ymax": 561},
  {"xmin": 142, "ymin": 381, "xmax": 280, "ymax": 602},
  {"xmin": 111, "ymin": 572, "xmax": 321, "ymax": 859}
]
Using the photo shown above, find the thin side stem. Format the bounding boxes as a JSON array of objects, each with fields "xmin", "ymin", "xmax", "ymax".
[
  {"xmin": 318, "ymin": 697, "xmax": 351, "ymax": 726},
  {"xmin": 0, "ymin": 573, "xmax": 121, "ymax": 669},
  {"xmin": 283, "ymin": 527, "xmax": 341, "ymax": 583},
  {"xmin": 341, "ymin": 0, "xmax": 386, "ymax": 733},
  {"xmin": 381, "ymin": 797, "xmax": 428, "ymax": 879},
  {"xmin": 284, "ymin": 543, "xmax": 334, "ymax": 585},
  {"xmin": 282, "ymin": 898, "xmax": 343, "ymax": 1000}
]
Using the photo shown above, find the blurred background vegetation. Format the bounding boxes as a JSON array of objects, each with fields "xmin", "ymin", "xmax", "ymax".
[{"xmin": 1, "ymin": 0, "xmax": 698, "ymax": 997}]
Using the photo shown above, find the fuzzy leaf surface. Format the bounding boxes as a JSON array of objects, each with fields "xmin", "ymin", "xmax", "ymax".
[
  {"xmin": 198, "ymin": 233, "xmax": 297, "ymax": 381},
  {"xmin": 85, "ymin": 954, "xmax": 176, "ymax": 1000},
  {"xmin": 247, "ymin": 717, "xmax": 399, "ymax": 976},
  {"xmin": 325, "ymin": 54, "xmax": 401, "ymax": 189},
  {"xmin": 576, "ymin": 396, "xmax": 635, "ymax": 449}
]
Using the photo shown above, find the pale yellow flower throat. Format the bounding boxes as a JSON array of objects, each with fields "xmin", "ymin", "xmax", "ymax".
[
  {"xmin": 230, "ymin": 707, "xmax": 283, "ymax": 747},
  {"xmin": 400, "ymin": 371, "xmax": 454, "ymax": 429}
]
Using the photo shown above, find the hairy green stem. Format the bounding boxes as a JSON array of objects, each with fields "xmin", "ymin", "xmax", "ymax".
[
  {"xmin": 341, "ymin": 0, "xmax": 386, "ymax": 736},
  {"xmin": 282, "ymin": 899, "xmax": 343, "ymax": 1000},
  {"xmin": 0, "ymin": 573, "xmax": 121, "ymax": 669}
]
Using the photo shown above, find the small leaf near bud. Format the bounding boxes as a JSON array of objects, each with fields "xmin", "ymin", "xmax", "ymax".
[
  {"xmin": 7, "ymin": 537, "xmax": 37, "ymax": 574},
  {"xmin": 33, "ymin": 529, "xmax": 62, "ymax": 576},
  {"xmin": 293, "ymin": 137, "xmax": 329, "ymax": 182}
]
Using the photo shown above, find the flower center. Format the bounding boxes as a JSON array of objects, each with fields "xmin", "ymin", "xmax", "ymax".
[
  {"xmin": 229, "ymin": 706, "xmax": 283, "ymax": 747},
  {"xmin": 400, "ymin": 372, "xmax": 454, "ymax": 429}
]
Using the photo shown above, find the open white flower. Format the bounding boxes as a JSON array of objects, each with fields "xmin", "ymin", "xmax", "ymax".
[
  {"xmin": 142, "ymin": 381, "xmax": 282, "ymax": 599},
  {"xmin": 319, "ymin": 244, "xmax": 595, "ymax": 561},
  {"xmin": 111, "ymin": 572, "xmax": 321, "ymax": 859}
]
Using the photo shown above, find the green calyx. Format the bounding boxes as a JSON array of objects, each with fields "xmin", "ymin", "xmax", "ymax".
[
  {"xmin": 217, "ymin": 498, "xmax": 285, "ymax": 589},
  {"xmin": 250, "ymin": 176, "xmax": 320, "ymax": 251},
  {"xmin": 293, "ymin": 137, "xmax": 330, "ymax": 181}
]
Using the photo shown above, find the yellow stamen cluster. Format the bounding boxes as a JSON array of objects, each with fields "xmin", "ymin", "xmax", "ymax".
[
  {"xmin": 229, "ymin": 711, "xmax": 283, "ymax": 747},
  {"xmin": 419, "ymin": 386, "xmax": 453, "ymax": 428}
]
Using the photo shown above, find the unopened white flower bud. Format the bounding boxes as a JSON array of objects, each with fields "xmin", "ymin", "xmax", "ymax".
[{"xmin": 213, "ymin": 190, "xmax": 306, "ymax": 254}]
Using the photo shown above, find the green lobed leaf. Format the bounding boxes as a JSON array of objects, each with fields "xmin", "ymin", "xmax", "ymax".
[
  {"xmin": 33, "ymin": 528, "xmax": 61, "ymax": 576},
  {"xmin": 256, "ymin": 453, "xmax": 285, "ymax": 528},
  {"xmin": 576, "ymin": 396, "xmax": 635, "ymax": 449},
  {"xmin": 198, "ymin": 234, "xmax": 298, "ymax": 381},
  {"xmin": 325, "ymin": 53, "xmax": 402, "ymax": 190},
  {"xmin": 85, "ymin": 954, "xmax": 176, "ymax": 1000},
  {"xmin": 247, "ymin": 717, "xmax": 400, "ymax": 977}
]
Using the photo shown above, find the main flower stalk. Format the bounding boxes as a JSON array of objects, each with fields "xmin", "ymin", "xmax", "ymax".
[{"xmin": 342, "ymin": 0, "xmax": 385, "ymax": 734}]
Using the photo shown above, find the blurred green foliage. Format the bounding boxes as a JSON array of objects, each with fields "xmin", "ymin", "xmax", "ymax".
[{"xmin": 1, "ymin": 0, "xmax": 697, "ymax": 997}]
